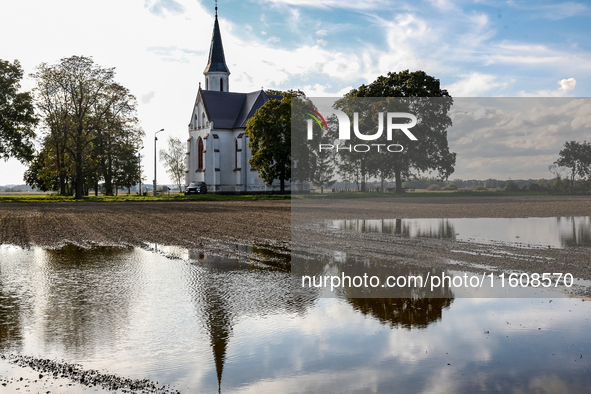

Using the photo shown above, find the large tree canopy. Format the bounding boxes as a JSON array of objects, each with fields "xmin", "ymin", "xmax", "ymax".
[
  {"xmin": 338, "ymin": 70, "xmax": 456, "ymax": 193},
  {"xmin": 554, "ymin": 140, "xmax": 591, "ymax": 186},
  {"xmin": 246, "ymin": 91, "xmax": 295, "ymax": 193},
  {"xmin": 30, "ymin": 56, "xmax": 143, "ymax": 198},
  {"xmin": 0, "ymin": 59, "xmax": 37, "ymax": 163}
]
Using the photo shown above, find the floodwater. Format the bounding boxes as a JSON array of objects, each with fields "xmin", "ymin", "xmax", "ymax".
[
  {"xmin": 1, "ymin": 240, "xmax": 591, "ymax": 393},
  {"xmin": 327, "ymin": 217, "xmax": 591, "ymax": 248}
]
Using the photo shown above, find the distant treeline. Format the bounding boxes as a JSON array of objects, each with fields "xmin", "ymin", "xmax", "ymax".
[
  {"xmin": 327, "ymin": 177, "xmax": 553, "ymax": 191},
  {"xmin": 0, "ymin": 184, "xmax": 38, "ymax": 193}
]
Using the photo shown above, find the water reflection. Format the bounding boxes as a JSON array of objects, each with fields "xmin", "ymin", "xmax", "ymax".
[
  {"xmin": 334, "ymin": 218, "xmax": 456, "ymax": 239},
  {"xmin": 186, "ymin": 248, "xmax": 316, "ymax": 392},
  {"xmin": 328, "ymin": 216, "xmax": 591, "ymax": 248},
  {"xmin": 320, "ymin": 255, "xmax": 455, "ymax": 327},
  {"xmin": 347, "ymin": 298, "xmax": 453, "ymax": 329},
  {"xmin": 0, "ymin": 280, "xmax": 22, "ymax": 351},
  {"xmin": 1, "ymin": 245, "xmax": 591, "ymax": 393}
]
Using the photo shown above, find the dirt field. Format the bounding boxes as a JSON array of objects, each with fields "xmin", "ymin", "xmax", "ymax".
[
  {"xmin": 1, "ymin": 195, "xmax": 590, "ymax": 286},
  {"xmin": 0, "ymin": 200, "xmax": 291, "ymax": 248},
  {"xmin": 1, "ymin": 195, "xmax": 590, "ymax": 248}
]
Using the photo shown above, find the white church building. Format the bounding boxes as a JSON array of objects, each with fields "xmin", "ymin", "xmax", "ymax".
[{"xmin": 185, "ymin": 9, "xmax": 289, "ymax": 193}]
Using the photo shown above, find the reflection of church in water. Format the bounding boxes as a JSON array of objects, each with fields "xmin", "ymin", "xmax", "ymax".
[
  {"xmin": 185, "ymin": 6, "xmax": 288, "ymax": 193},
  {"xmin": 191, "ymin": 246, "xmax": 454, "ymax": 392}
]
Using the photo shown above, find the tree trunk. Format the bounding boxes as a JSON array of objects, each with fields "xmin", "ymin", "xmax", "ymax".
[
  {"xmin": 75, "ymin": 149, "xmax": 84, "ymax": 200},
  {"xmin": 395, "ymin": 167, "xmax": 403, "ymax": 193},
  {"xmin": 59, "ymin": 174, "xmax": 67, "ymax": 196},
  {"xmin": 360, "ymin": 162, "xmax": 366, "ymax": 192}
]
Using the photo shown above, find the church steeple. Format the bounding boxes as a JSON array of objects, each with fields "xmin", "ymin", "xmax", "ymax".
[{"xmin": 204, "ymin": 2, "xmax": 230, "ymax": 92}]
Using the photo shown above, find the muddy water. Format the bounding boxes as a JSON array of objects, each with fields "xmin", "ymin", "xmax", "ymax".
[{"xmin": 1, "ymin": 244, "xmax": 591, "ymax": 393}]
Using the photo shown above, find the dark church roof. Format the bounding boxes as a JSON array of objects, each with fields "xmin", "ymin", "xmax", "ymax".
[
  {"xmin": 204, "ymin": 16, "xmax": 230, "ymax": 74},
  {"xmin": 201, "ymin": 90, "xmax": 282, "ymax": 129}
]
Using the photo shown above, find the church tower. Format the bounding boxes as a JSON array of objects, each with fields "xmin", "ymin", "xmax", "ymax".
[{"xmin": 204, "ymin": 4, "xmax": 230, "ymax": 92}]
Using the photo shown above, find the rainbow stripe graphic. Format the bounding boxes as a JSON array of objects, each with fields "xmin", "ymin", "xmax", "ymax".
[{"xmin": 304, "ymin": 108, "xmax": 328, "ymax": 131}]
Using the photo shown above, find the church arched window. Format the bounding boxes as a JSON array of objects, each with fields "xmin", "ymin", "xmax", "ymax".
[
  {"xmin": 198, "ymin": 137, "xmax": 204, "ymax": 170},
  {"xmin": 235, "ymin": 138, "xmax": 238, "ymax": 169},
  {"xmin": 202, "ymin": 113, "xmax": 205, "ymax": 127},
  {"xmin": 205, "ymin": 78, "xmax": 209, "ymax": 90},
  {"xmin": 220, "ymin": 78, "xmax": 224, "ymax": 92}
]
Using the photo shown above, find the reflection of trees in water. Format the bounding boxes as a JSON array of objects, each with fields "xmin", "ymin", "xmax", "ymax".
[
  {"xmin": 333, "ymin": 257, "xmax": 454, "ymax": 329},
  {"xmin": 0, "ymin": 283, "xmax": 22, "ymax": 351},
  {"xmin": 40, "ymin": 245, "xmax": 138, "ymax": 356},
  {"xmin": 334, "ymin": 219, "xmax": 456, "ymax": 240},
  {"xmin": 558, "ymin": 217, "xmax": 591, "ymax": 247},
  {"xmin": 187, "ymin": 249, "xmax": 318, "ymax": 392},
  {"xmin": 251, "ymin": 245, "xmax": 291, "ymax": 271},
  {"xmin": 347, "ymin": 297, "xmax": 453, "ymax": 329}
]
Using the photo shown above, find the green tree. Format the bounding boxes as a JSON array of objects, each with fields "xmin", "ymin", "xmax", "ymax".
[
  {"xmin": 246, "ymin": 91, "xmax": 295, "ymax": 193},
  {"xmin": 31, "ymin": 56, "xmax": 142, "ymax": 198},
  {"xmin": 92, "ymin": 83, "xmax": 142, "ymax": 195},
  {"xmin": 311, "ymin": 131, "xmax": 336, "ymax": 193},
  {"xmin": 339, "ymin": 70, "xmax": 456, "ymax": 193},
  {"xmin": 554, "ymin": 140, "xmax": 591, "ymax": 187},
  {"xmin": 159, "ymin": 136, "xmax": 185, "ymax": 192},
  {"xmin": 0, "ymin": 59, "xmax": 37, "ymax": 163}
]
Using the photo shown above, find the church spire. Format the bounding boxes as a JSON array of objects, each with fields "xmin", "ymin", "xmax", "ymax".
[
  {"xmin": 204, "ymin": 3, "xmax": 230, "ymax": 75},
  {"xmin": 204, "ymin": 1, "xmax": 230, "ymax": 91}
]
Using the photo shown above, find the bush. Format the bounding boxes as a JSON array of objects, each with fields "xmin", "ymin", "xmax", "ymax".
[
  {"xmin": 505, "ymin": 181, "xmax": 520, "ymax": 192},
  {"xmin": 474, "ymin": 186, "xmax": 487, "ymax": 191},
  {"xmin": 549, "ymin": 179, "xmax": 591, "ymax": 195},
  {"xmin": 526, "ymin": 183, "xmax": 545, "ymax": 192},
  {"xmin": 443, "ymin": 184, "xmax": 458, "ymax": 191},
  {"xmin": 426, "ymin": 184, "xmax": 442, "ymax": 191}
]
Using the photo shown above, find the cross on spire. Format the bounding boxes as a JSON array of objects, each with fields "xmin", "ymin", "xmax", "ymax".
[{"xmin": 215, "ymin": 0, "xmax": 218, "ymax": 17}]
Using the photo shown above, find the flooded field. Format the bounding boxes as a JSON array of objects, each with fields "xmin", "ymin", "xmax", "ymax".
[
  {"xmin": 326, "ymin": 217, "xmax": 591, "ymax": 249},
  {"xmin": 1, "ymin": 236, "xmax": 591, "ymax": 393}
]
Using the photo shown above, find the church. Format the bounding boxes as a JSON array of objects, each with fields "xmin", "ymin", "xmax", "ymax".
[{"xmin": 185, "ymin": 8, "xmax": 289, "ymax": 193}]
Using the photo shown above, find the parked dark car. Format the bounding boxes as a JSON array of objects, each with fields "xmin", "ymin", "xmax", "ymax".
[{"xmin": 185, "ymin": 181, "xmax": 207, "ymax": 195}]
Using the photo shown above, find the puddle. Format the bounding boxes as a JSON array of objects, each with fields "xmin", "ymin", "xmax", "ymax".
[
  {"xmin": 147, "ymin": 241, "xmax": 291, "ymax": 271},
  {"xmin": 1, "ymin": 245, "xmax": 591, "ymax": 393},
  {"xmin": 326, "ymin": 217, "xmax": 591, "ymax": 249}
]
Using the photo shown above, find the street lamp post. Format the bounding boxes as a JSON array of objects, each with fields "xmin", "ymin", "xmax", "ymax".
[
  {"xmin": 154, "ymin": 128, "xmax": 164, "ymax": 197},
  {"xmin": 138, "ymin": 146, "xmax": 141, "ymax": 195}
]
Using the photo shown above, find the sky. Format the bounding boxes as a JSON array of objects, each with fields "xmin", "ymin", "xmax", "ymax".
[{"xmin": 1, "ymin": 0, "xmax": 590, "ymax": 185}]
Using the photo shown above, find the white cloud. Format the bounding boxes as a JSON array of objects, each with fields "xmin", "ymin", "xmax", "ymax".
[
  {"xmin": 519, "ymin": 78, "xmax": 577, "ymax": 97},
  {"xmin": 535, "ymin": 2, "xmax": 586, "ymax": 20},
  {"xmin": 316, "ymin": 39, "xmax": 327, "ymax": 46},
  {"xmin": 449, "ymin": 98, "xmax": 591, "ymax": 179},
  {"xmin": 260, "ymin": 0, "xmax": 389, "ymax": 10},
  {"xmin": 558, "ymin": 77, "xmax": 576, "ymax": 92},
  {"xmin": 316, "ymin": 29, "xmax": 328, "ymax": 36},
  {"xmin": 444, "ymin": 73, "xmax": 507, "ymax": 96},
  {"xmin": 426, "ymin": 0, "xmax": 459, "ymax": 12},
  {"xmin": 141, "ymin": 91, "xmax": 156, "ymax": 104},
  {"xmin": 145, "ymin": 0, "xmax": 186, "ymax": 17},
  {"xmin": 302, "ymin": 84, "xmax": 354, "ymax": 97}
]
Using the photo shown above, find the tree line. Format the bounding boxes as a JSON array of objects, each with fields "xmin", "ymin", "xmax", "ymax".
[
  {"xmin": 246, "ymin": 71, "xmax": 457, "ymax": 193},
  {"xmin": 1, "ymin": 56, "xmax": 143, "ymax": 199},
  {"xmin": 245, "ymin": 71, "xmax": 591, "ymax": 196}
]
